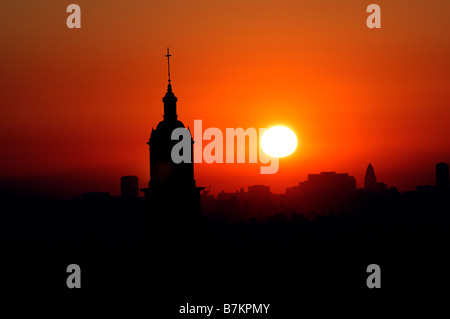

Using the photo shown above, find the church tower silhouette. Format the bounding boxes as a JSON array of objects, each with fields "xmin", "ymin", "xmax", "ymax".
[{"xmin": 143, "ymin": 48, "xmax": 203, "ymax": 247}]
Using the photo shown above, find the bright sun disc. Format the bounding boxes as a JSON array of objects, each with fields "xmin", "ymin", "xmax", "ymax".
[{"xmin": 261, "ymin": 126, "xmax": 297, "ymax": 157}]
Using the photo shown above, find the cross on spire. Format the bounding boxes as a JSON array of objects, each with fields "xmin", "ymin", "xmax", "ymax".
[{"xmin": 165, "ymin": 47, "xmax": 172, "ymax": 84}]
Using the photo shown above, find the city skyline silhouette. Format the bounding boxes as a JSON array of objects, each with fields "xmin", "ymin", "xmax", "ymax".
[
  {"xmin": 2, "ymin": 2, "xmax": 450, "ymax": 198},
  {"xmin": 1, "ymin": 48, "xmax": 447, "ymax": 203},
  {"xmin": 1, "ymin": 1, "xmax": 450, "ymax": 314}
]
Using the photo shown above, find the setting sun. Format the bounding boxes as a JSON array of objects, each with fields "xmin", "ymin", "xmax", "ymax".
[{"xmin": 261, "ymin": 126, "xmax": 297, "ymax": 158}]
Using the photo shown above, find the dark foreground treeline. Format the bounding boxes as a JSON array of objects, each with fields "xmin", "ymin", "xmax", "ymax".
[{"xmin": 0, "ymin": 188, "xmax": 449, "ymax": 314}]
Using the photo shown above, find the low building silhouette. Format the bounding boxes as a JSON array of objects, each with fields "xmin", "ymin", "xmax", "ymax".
[
  {"xmin": 81, "ymin": 192, "xmax": 110, "ymax": 200},
  {"xmin": 436, "ymin": 162, "xmax": 449, "ymax": 189},
  {"xmin": 121, "ymin": 176, "xmax": 139, "ymax": 198},
  {"xmin": 204, "ymin": 185, "xmax": 278, "ymax": 221}
]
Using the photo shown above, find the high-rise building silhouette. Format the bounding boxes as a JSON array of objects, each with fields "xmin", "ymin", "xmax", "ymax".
[
  {"xmin": 297, "ymin": 172, "xmax": 357, "ymax": 213},
  {"xmin": 436, "ymin": 162, "xmax": 449, "ymax": 189},
  {"xmin": 121, "ymin": 176, "xmax": 139, "ymax": 198},
  {"xmin": 364, "ymin": 164, "xmax": 376, "ymax": 189},
  {"xmin": 142, "ymin": 49, "xmax": 203, "ymax": 249},
  {"xmin": 301, "ymin": 172, "xmax": 356, "ymax": 195},
  {"xmin": 364, "ymin": 163, "xmax": 387, "ymax": 191}
]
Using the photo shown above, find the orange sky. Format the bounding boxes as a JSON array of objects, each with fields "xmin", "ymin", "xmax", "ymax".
[{"xmin": 1, "ymin": 0, "xmax": 450, "ymax": 197}]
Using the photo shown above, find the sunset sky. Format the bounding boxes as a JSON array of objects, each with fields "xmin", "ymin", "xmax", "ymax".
[{"xmin": 1, "ymin": 0, "xmax": 450, "ymax": 197}]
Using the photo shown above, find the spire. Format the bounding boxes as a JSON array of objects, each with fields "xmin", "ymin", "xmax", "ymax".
[
  {"xmin": 162, "ymin": 47, "xmax": 177, "ymax": 121},
  {"xmin": 165, "ymin": 47, "xmax": 172, "ymax": 89}
]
